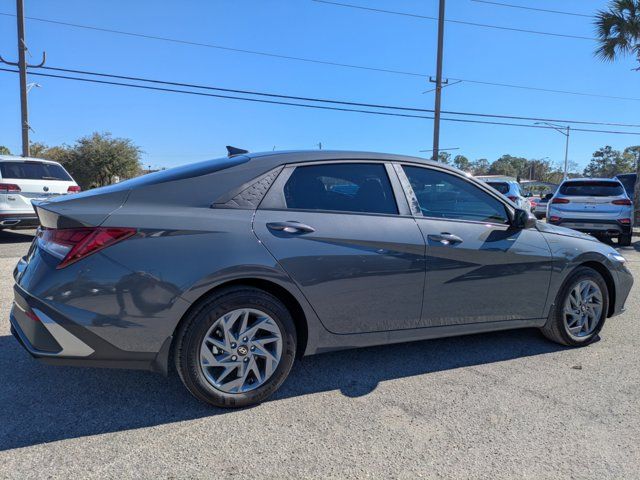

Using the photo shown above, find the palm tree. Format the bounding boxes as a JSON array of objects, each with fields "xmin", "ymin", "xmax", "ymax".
[
  {"xmin": 595, "ymin": 1, "xmax": 640, "ymax": 230},
  {"xmin": 595, "ymin": 0, "xmax": 640, "ymax": 67}
]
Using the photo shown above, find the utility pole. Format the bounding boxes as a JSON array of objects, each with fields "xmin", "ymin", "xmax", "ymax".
[
  {"xmin": 16, "ymin": 0, "xmax": 29, "ymax": 157},
  {"xmin": 431, "ymin": 0, "xmax": 446, "ymax": 162},
  {"xmin": 0, "ymin": 0, "xmax": 46, "ymax": 157}
]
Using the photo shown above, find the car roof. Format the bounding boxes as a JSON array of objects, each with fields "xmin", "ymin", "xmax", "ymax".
[
  {"xmin": 0, "ymin": 154, "xmax": 62, "ymax": 165},
  {"xmin": 561, "ymin": 177, "xmax": 622, "ymax": 183},
  {"xmin": 245, "ymin": 149, "xmax": 437, "ymax": 167}
]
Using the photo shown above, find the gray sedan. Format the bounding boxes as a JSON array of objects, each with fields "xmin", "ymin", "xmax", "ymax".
[{"xmin": 10, "ymin": 150, "xmax": 634, "ymax": 407}]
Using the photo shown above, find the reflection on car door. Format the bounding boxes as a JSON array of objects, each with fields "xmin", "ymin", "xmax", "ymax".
[
  {"xmin": 400, "ymin": 164, "xmax": 553, "ymax": 327},
  {"xmin": 253, "ymin": 162, "xmax": 426, "ymax": 334}
]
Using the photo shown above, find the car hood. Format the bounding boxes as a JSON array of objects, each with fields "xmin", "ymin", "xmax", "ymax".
[{"xmin": 536, "ymin": 221, "xmax": 598, "ymax": 242}]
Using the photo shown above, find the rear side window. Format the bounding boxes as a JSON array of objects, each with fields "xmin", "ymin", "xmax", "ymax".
[
  {"xmin": 283, "ymin": 163, "xmax": 398, "ymax": 215},
  {"xmin": 403, "ymin": 166, "xmax": 509, "ymax": 224},
  {"xmin": 559, "ymin": 181, "xmax": 624, "ymax": 197},
  {"xmin": 0, "ymin": 161, "xmax": 72, "ymax": 181},
  {"xmin": 486, "ymin": 182, "xmax": 510, "ymax": 195}
]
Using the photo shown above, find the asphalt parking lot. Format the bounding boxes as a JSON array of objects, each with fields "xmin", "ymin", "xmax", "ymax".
[{"xmin": 0, "ymin": 229, "xmax": 639, "ymax": 479}]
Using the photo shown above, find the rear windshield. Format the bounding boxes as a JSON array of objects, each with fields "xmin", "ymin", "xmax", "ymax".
[
  {"xmin": 486, "ymin": 182, "xmax": 510, "ymax": 194},
  {"xmin": 559, "ymin": 181, "xmax": 624, "ymax": 197},
  {"xmin": 0, "ymin": 161, "xmax": 72, "ymax": 181}
]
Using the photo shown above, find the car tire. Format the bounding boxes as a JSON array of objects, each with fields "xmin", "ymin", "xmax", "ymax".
[
  {"xmin": 540, "ymin": 267, "xmax": 609, "ymax": 347},
  {"xmin": 619, "ymin": 234, "xmax": 632, "ymax": 247},
  {"xmin": 174, "ymin": 286, "xmax": 297, "ymax": 408}
]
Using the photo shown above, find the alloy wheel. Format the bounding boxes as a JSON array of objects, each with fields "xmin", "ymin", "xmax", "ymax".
[
  {"xmin": 563, "ymin": 280, "xmax": 603, "ymax": 339},
  {"xmin": 199, "ymin": 308, "xmax": 283, "ymax": 393}
]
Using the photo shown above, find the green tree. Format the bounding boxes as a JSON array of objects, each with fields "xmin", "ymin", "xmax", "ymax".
[
  {"xmin": 453, "ymin": 154, "xmax": 471, "ymax": 171},
  {"xmin": 583, "ymin": 146, "xmax": 634, "ymax": 178},
  {"xmin": 595, "ymin": 0, "xmax": 640, "ymax": 68},
  {"xmin": 488, "ymin": 154, "xmax": 528, "ymax": 179},
  {"xmin": 437, "ymin": 151, "xmax": 451, "ymax": 164},
  {"xmin": 0, "ymin": 146, "xmax": 10, "ymax": 155},
  {"xmin": 64, "ymin": 132, "xmax": 142, "ymax": 188},
  {"xmin": 470, "ymin": 158, "xmax": 490, "ymax": 175}
]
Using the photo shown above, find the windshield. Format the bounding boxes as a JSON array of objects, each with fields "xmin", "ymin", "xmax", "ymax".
[
  {"xmin": 0, "ymin": 161, "xmax": 72, "ymax": 181},
  {"xmin": 559, "ymin": 181, "xmax": 624, "ymax": 197},
  {"xmin": 486, "ymin": 182, "xmax": 510, "ymax": 194}
]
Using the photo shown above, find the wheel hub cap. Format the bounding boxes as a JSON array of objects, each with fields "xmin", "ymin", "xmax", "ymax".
[
  {"xmin": 199, "ymin": 308, "xmax": 283, "ymax": 393},
  {"xmin": 563, "ymin": 280, "xmax": 603, "ymax": 339}
]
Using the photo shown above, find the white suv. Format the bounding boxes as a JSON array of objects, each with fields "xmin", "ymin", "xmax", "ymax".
[
  {"xmin": 475, "ymin": 176, "xmax": 531, "ymax": 211},
  {"xmin": 0, "ymin": 155, "xmax": 80, "ymax": 229},
  {"xmin": 547, "ymin": 178, "xmax": 633, "ymax": 246}
]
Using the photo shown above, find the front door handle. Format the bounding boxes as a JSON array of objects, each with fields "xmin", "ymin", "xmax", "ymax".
[
  {"xmin": 427, "ymin": 232, "xmax": 463, "ymax": 245},
  {"xmin": 267, "ymin": 221, "xmax": 316, "ymax": 234}
]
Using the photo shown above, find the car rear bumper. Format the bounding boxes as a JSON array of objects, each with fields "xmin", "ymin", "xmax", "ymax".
[
  {"xmin": 547, "ymin": 218, "xmax": 631, "ymax": 236},
  {"xmin": 10, "ymin": 283, "xmax": 170, "ymax": 373},
  {"xmin": 0, "ymin": 213, "xmax": 39, "ymax": 228}
]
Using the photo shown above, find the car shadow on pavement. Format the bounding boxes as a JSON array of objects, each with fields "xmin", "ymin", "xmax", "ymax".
[{"xmin": 0, "ymin": 327, "xmax": 568, "ymax": 451}]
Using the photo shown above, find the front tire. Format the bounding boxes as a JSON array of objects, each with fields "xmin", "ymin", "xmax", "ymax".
[
  {"xmin": 541, "ymin": 267, "xmax": 608, "ymax": 347},
  {"xmin": 174, "ymin": 286, "xmax": 297, "ymax": 408}
]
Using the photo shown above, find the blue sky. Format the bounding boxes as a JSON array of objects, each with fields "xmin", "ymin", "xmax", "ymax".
[{"xmin": 0, "ymin": 0, "xmax": 639, "ymax": 171}]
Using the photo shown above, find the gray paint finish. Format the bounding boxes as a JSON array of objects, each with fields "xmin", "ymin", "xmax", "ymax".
[{"xmin": 10, "ymin": 150, "xmax": 634, "ymax": 374}]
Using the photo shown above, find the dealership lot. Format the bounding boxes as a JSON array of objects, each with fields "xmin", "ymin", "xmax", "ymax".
[{"xmin": 0, "ymin": 229, "xmax": 639, "ymax": 479}]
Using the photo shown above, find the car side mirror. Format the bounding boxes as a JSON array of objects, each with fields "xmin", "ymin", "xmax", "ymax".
[{"xmin": 513, "ymin": 208, "xmax": 537, "ymax": 229}]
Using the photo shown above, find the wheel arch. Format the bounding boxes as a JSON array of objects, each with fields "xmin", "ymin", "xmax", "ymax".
[
  {"xmin": 170, "ymin": 277, "xmax": 310, "ymax": 364},
  {"xmin": 577, "ymin": 260, "xmax": 616, "ymax": 317}
]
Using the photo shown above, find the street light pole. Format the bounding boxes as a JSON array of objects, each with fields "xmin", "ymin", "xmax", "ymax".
[
  {"xmin": 535, "ymin": 122, "xmax": 571, "ymax": 180},
  {"xmin": 16, "ymin": 0, "xmax": 30, "ymax": 157},
  {"xmin": 563, "ymin": 125, "xmax": 570, "ymax": 180},
  {"xmin": 431, "ymin": 0, "xmax": 446, "ymax": 162}
]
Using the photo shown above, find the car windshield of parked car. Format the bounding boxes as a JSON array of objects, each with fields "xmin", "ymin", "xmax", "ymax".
[
  {"xmin": 0, "ymin": 161, "xmax": 72, "ymax": 181},
  {"xmin": 559, "ymin": 181, "xmax": 624, "ymax": 197},
  {"xmin": 283, "ymin": 163, "xmax": 398, "ymax": 215},
  {"xmin": 485, "ymin": 182, "xmax": 510, "ymax": 195},
  {"xmin": 404, "ymin": 166, "xmax": 509, "ymax": 224}
]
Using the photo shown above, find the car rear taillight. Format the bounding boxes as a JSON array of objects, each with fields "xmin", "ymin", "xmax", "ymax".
[
  {"xmin": 38, "ymin": 227, "xmax": 136, "ymax": 269},
  {"xmin": 0, "ymin": 183, "xmax": 21, "ymax": 193},
  {"xmin": 67, "ymin": 185, "xmax": 81, "ymax": 193},
  {"xmin": 530, "ymin": 201, "xmax": 538, "ymax": 207},
  {"xmin": 507, "ymin": 195, "xmax": 518, "ymax": 202},
  {"xmin": 551, "ymin": 198, "xmax": 570, "ymax": 204},
  {"xmin": 618, "ymin": 218, "xmax": 631, "ymax": 224},
  {"xmin": 549, "ymin": 216, "xmax": 561, "ymax": 223},
  {"xmin": 612, "ymin": 199, "xmax": 632, "ymax": 205}
]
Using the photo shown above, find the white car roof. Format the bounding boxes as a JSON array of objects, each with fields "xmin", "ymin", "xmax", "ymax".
[{"xmin": 0, "ymin": 154, "xmax": 62, "ymax": 165}]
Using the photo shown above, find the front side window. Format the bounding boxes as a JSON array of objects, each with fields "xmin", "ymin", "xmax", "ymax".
[
  {"xmin": 283, "ymin": 163, "xmax": 398, "ymax": 215},
  {"xmin": 403, "ymin": 166, "xmax": 509, "ymax": 224}
]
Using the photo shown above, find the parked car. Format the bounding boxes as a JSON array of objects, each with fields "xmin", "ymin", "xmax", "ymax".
[
  {"xmin": 0, "ymin": 155, "xmax": 80, "ymax": 229},
  {"xmin": 475, "ymin": 176, "xmax": 531, "ymax": 211},
  {"xmin": 547, "ymin": 178, "xmax": 633, "ymax": 246},
  {"xmin": 616, "ymin": 173, "xmax": 636, "ymax": 200},
  {"xmin": 530, "ymin": 193, "xmax": 553, "ymax": 219},
  {"xmin": 11, "ymin": 151, "xmax": 633, "ymax": 408}
]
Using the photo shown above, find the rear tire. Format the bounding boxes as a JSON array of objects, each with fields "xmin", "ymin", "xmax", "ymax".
[
  {"xmin": 540, "ymin": 267, "xmax": 608, "ymax": 347},
  {"xmin": 619, "ymin": 233, "xmax": 632, "ymax": 247},
  {"xmin": 174, "ymin": 286, "xmax": 297, "ymax": 408}
]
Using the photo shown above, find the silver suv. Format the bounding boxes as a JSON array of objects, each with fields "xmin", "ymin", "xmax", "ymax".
[
  {"xmin": 547, "ymin": 178, "xmax": 633, "ymax": 246},
  {"xmin": 476, "ymin": 176, "xmax": 531, "ymax": 211}
]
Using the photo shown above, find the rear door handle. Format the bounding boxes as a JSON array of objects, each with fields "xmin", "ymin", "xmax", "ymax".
[
  {"xmin": 427, "ymin": 232, "xmax": 463, "ymax": 245},
  {"xmin": 266, "ymin": 221, "xmax": 316, "ymax": 234}
]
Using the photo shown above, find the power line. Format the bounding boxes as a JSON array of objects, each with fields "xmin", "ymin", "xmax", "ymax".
[
  {"xmin": 470, "ymin": 0, "xmax": 593, "ymax": 19},
  {"xmin": 1, "ymin": 67, "xmax": 638, "ymax": 136},
  {"xmin": 311, "ymin": 0, "xmax": 595, "ymax": 41},
  {"xmin": 0, "ymin": 12, "xmax": 636, "ymax": 102},
  {"xmin": 37, "ymin": 65, "xmax": 640, "ymax": 128}
]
